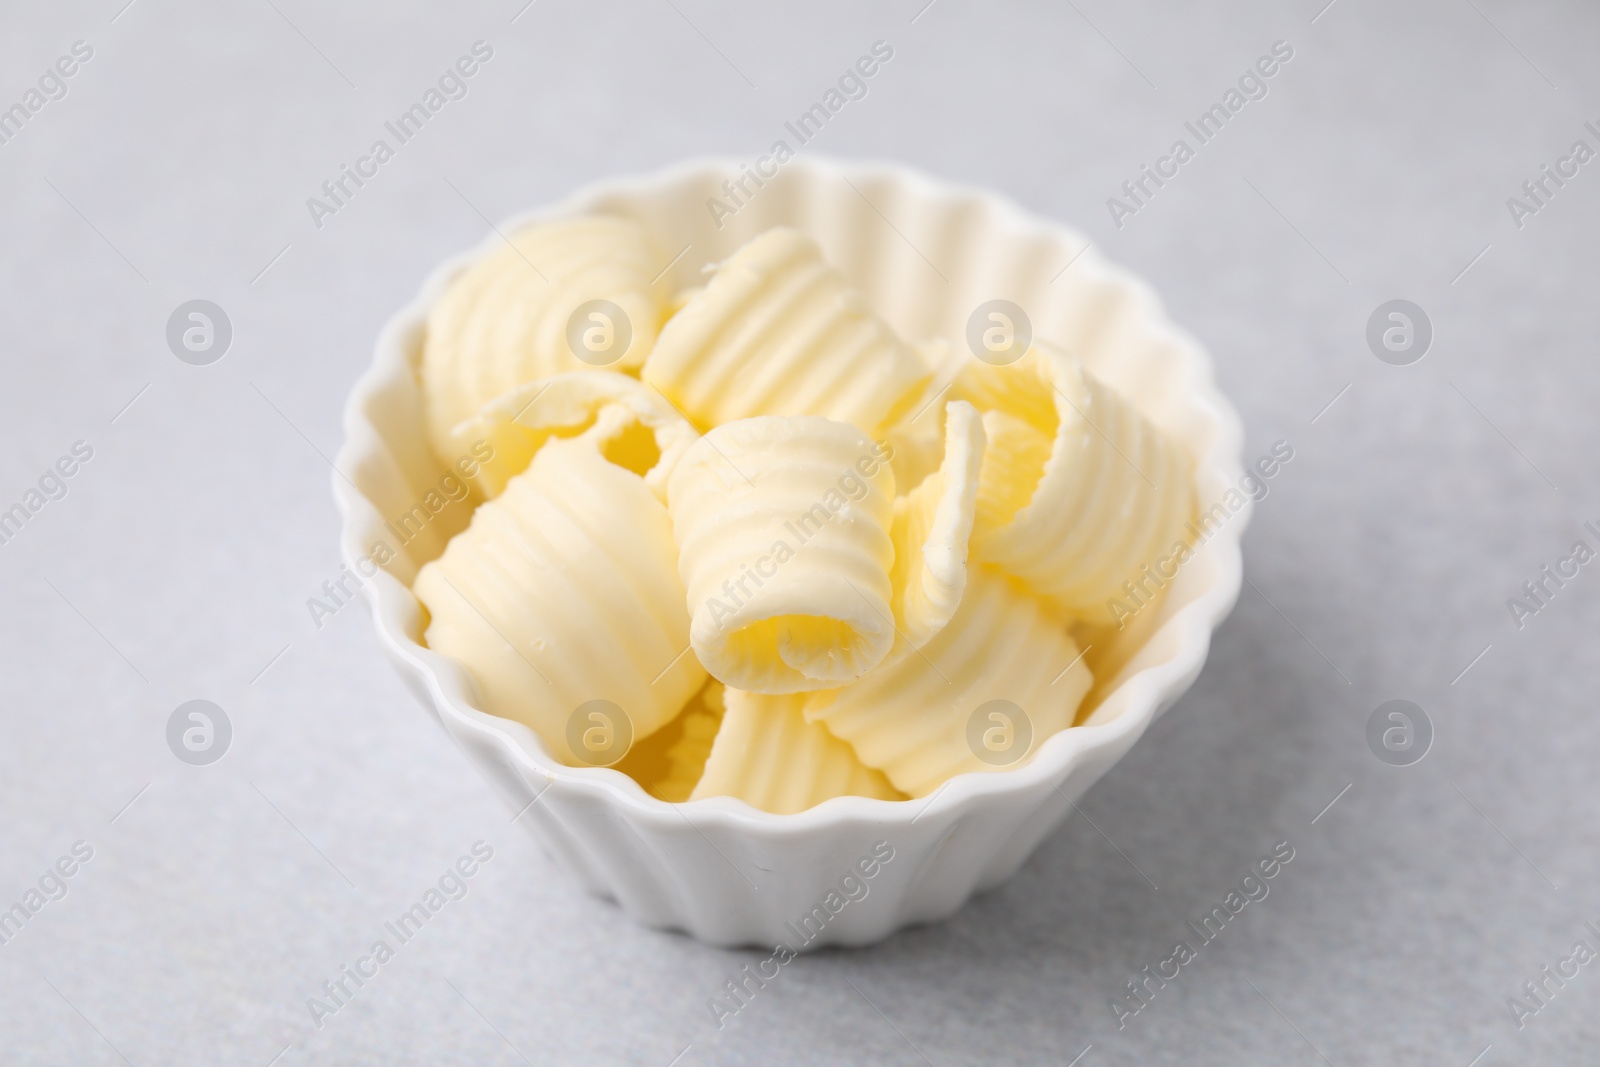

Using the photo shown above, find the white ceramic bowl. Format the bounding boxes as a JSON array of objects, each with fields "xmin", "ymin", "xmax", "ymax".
[{"xmin": 334, "ymin": 157, "xmax": 1247, "ymax": 949}]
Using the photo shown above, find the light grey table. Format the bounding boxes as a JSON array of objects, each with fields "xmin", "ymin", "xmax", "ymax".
[{"xmin": 2, "ymin": 1, "xmax": 1597, "ymax": 1064}]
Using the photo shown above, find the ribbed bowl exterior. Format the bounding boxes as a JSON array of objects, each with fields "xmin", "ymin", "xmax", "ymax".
[{"xmin": 334, "ymin": 158, "xmax": 1248, "ymax": 949}]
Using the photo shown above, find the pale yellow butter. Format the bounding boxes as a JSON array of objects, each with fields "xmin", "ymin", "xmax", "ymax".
[
  {"xmin": 641, "ymin": 227, "xmax": 931, "ymax": 434},
  {"xmin": 807, "ymin": 567, "xmax": 1092, "ymax": 798},
  {"xmin": 402, "ymin": 218, "xmax": 1212, "ymax": 811},
  {"xmin": 422, "ymin": 215, "xmax": 667, "ymax": 466},
  {"xmin": 887, "ymin": 400, "xmax": 985, "ymax": 649},
  {"xmin": 614, "ymin": 679, "xmax": 725, "ymax": 802},
  {"xmin": 414, "ymin": 433, "xmax": 705, "ymax": 765},
  {"xmin": 667, "ymin": 414, "xmax": 898, "ymax": 694},
  {"xmin": 958, "ymin": 342, "xmax": 1195, "ymax": 624},
  {"xmin": 690, "ymin": 689, "xmax": 903, "ymax": 814},
  {"xmin": 452, "ymin": 371, "xmax": 697, "ymax": 500}
]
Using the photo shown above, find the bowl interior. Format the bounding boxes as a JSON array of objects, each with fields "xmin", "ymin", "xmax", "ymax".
[{"xmin": 337, "ymin": 157, "xmax": 1246, "ymax": 818}]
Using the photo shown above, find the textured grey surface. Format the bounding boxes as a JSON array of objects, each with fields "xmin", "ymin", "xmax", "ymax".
[{"xmin": 2, "ymin": 1, "xmax": 1598, "ymax": 1064}]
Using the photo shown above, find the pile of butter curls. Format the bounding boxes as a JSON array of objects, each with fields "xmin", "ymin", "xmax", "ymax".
[{"xmin": 413, "ymin": 217, "xmax": 1194, "ymax": 813}]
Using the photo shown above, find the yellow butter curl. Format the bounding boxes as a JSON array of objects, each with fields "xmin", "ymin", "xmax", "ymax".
[
  {"xmin": 454, "ymin": 372, "xmax": 696, "ymax": 500},
  {"xmin": 807, "ymin": 567, "xmax": 1092, "ymax": 797},
  {"xmin": 667, "ymin": 415, "xmax": 897, "ymax": 694},
  {"xmin": 888, "ymin": 400, "xmax": 986, "ymax": 649},
  {"xmin": 957, "ymin": 342, "xmax": 1194, "ymax": 625},
  {"xmin": 414, "ymin": 434, "xmax": 705, "ymax": 765},
  {"xmin": 690, "ymin": 689, "xmax": 903, "ymax": 813},
  {"xmin": 423, "ymin": 215, "xmax": 667, "ymax": 466},
  {"xmin": 642, "ymin": 227, "xmax": 930, "ymax": 434}
]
